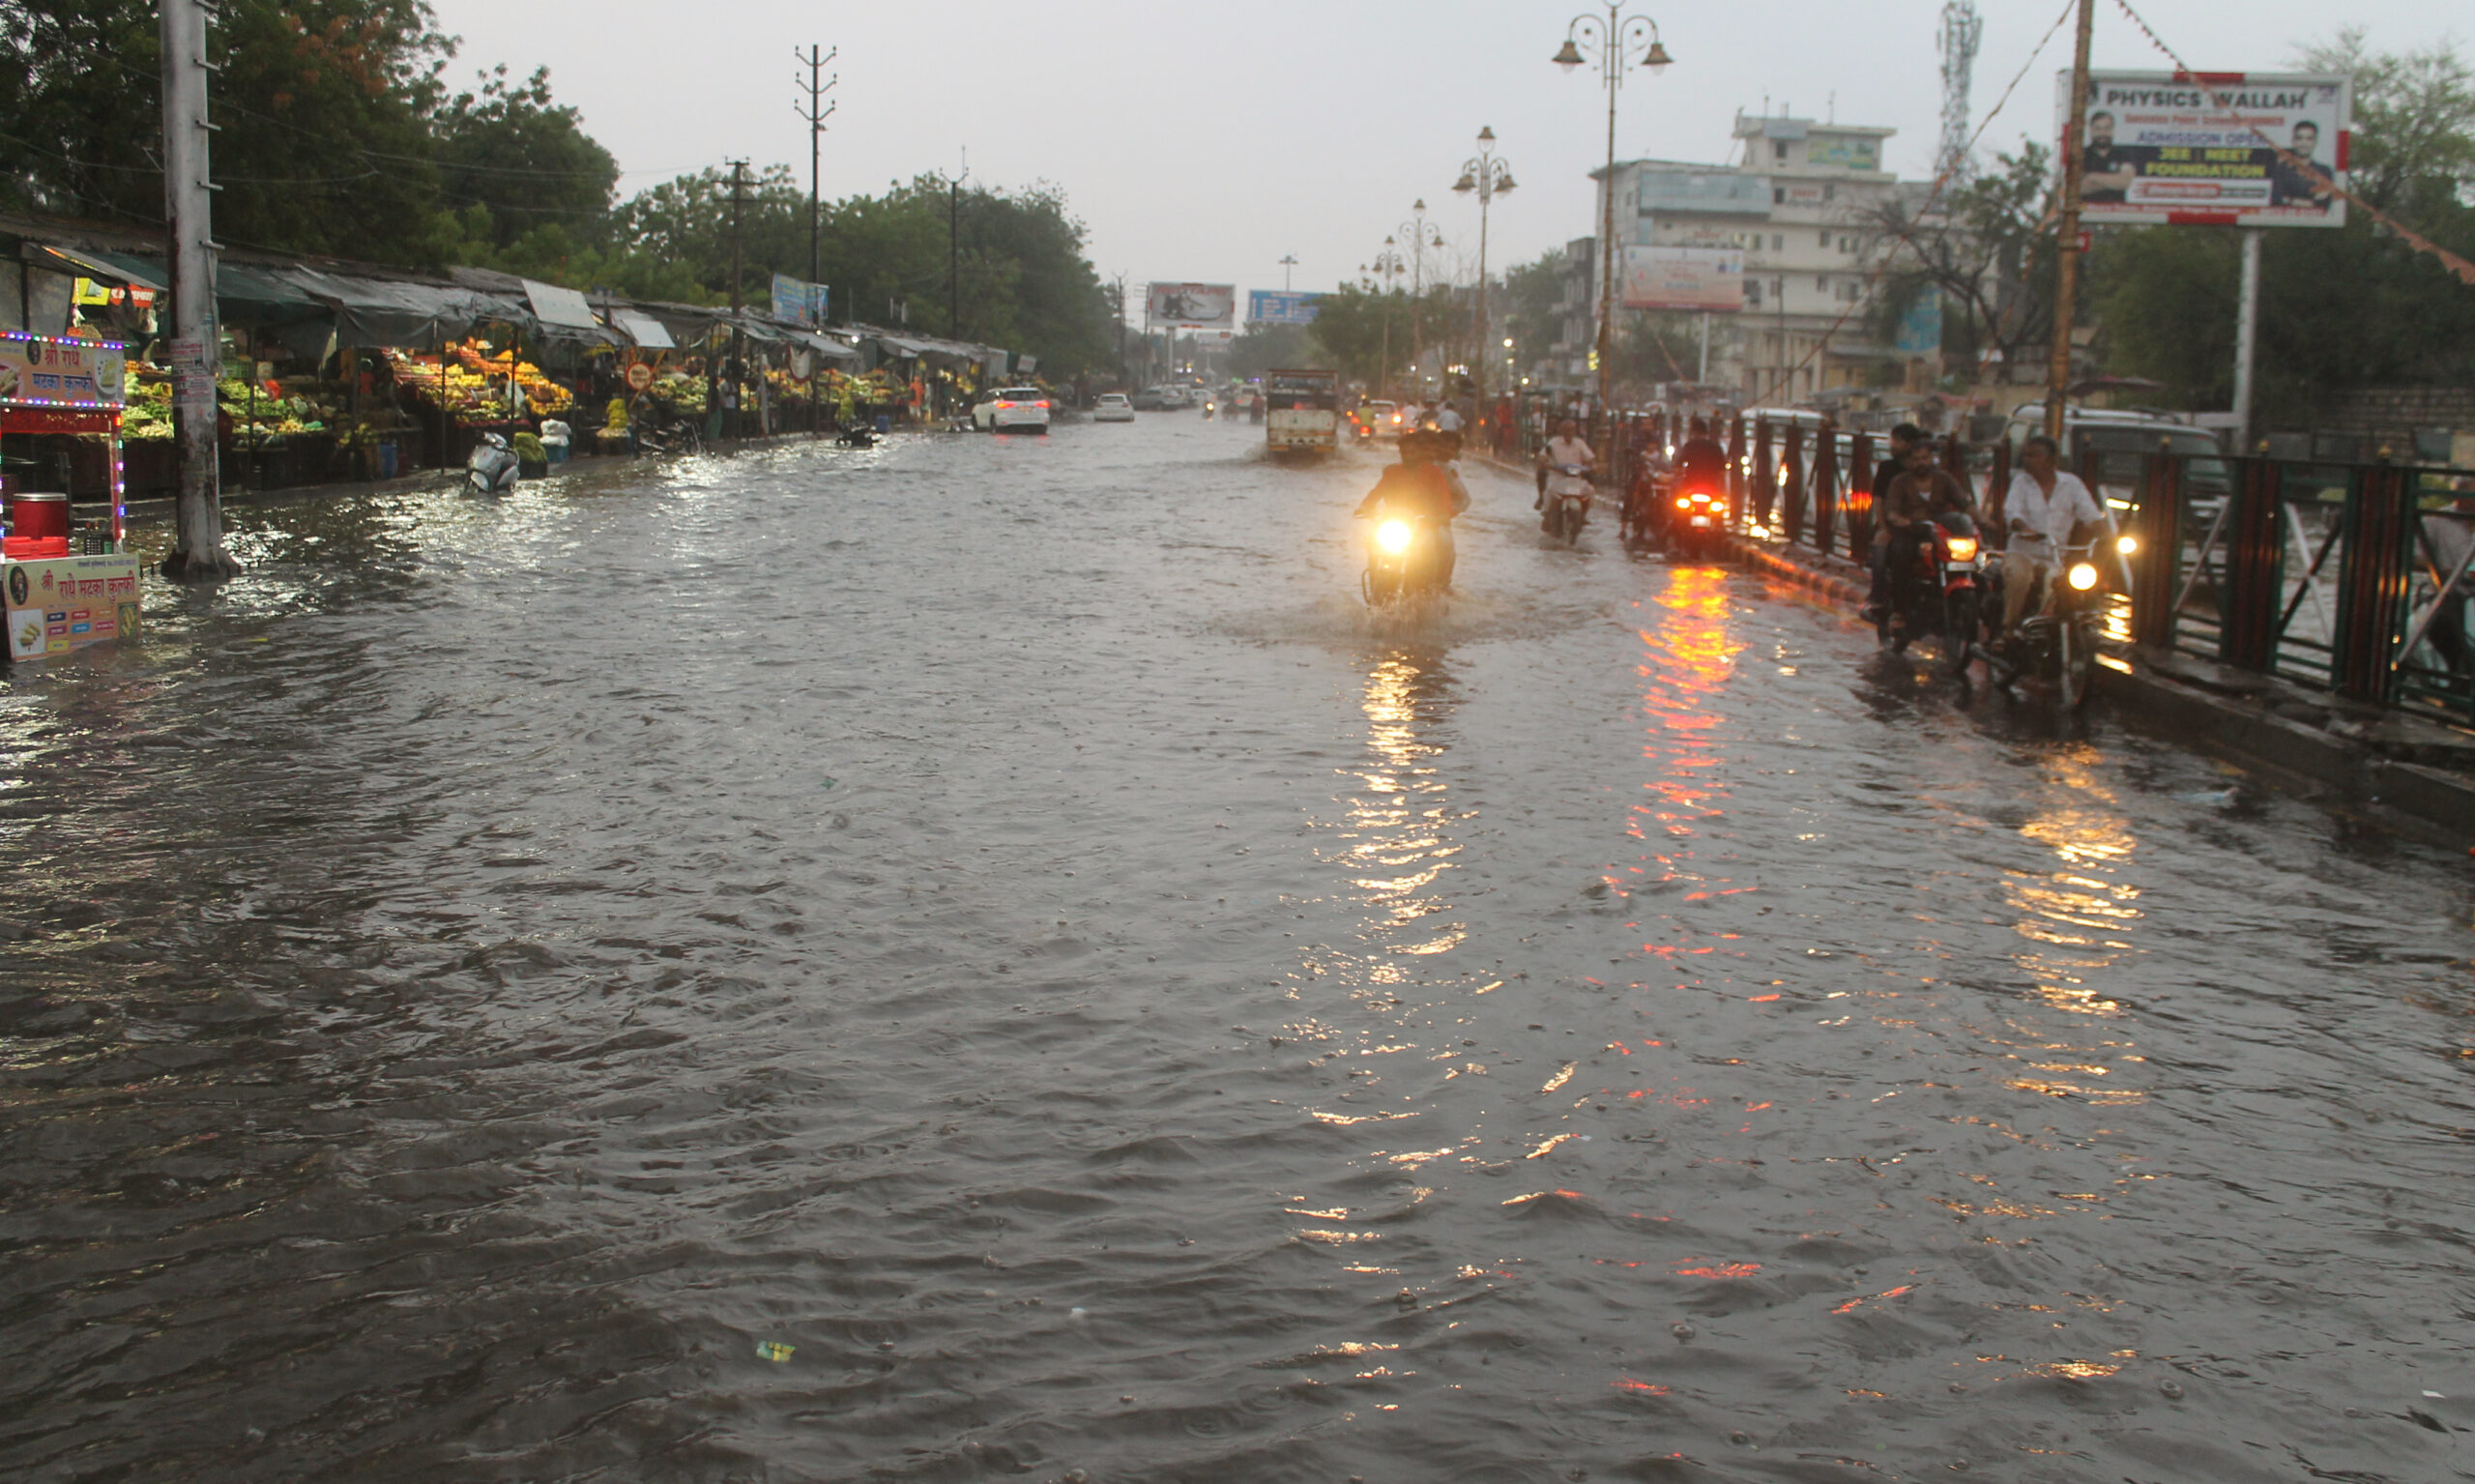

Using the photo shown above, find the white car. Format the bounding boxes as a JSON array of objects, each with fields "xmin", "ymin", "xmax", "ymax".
[
  {"xmin": 1092, "ymin": 393, "xmax": 1135, "ymax": 422},
  {"xmin": 977, "ymin": 386, "xmax": 1052, "ymax": 433}
]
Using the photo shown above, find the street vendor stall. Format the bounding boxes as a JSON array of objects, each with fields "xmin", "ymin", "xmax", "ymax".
[{"xmin": 1, "ymin": 330, "xmax": 139, "ymax": 665}]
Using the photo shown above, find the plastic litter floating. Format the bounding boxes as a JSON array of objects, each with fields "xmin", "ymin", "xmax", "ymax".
[{"xmin": 755, "ymin": 1340, "xmax": 796, "ymax": 1362}]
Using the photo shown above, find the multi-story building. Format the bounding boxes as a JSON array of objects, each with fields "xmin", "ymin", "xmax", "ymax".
[{"xmin": 1590, "ymin": 112, "xmax": 1908, "ymax": 404}]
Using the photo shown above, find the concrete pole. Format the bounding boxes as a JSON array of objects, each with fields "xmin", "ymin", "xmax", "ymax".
[
  {"xmin": 1595, "ymin": 66, "xmax": 1619, "ymax": 456},
  {"xmin": 158, "ymin": 0, "xmax": 238, "ymax": 580},
  {"xmin": 2232, "ymin": 227, "xmax": 2261, "ymax": 453},
  {"xmin": 2042, "ymin": 0, "xmax": 2095, "ymax": 442}
]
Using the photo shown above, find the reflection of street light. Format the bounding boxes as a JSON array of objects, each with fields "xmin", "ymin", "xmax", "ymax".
[
  {"xmin": 1556, "ymin": 2, "xmax": 1673, "ymax": 459},
  {"xmin": 1452, "ymin": 127, "xmax": 1515, "ymax": 407},
  {"xmin": 1362, "ymin": 236, "xmax": 1409, "ymax": 399}
]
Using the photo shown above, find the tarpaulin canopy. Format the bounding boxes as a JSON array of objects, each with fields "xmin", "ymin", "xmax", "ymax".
[
  {"xmin": 28, "ymin": 243, "xmax": 165, "ymax": 292},
  {"xmin": 789, "ymin": 330, "xmax": 861, "ymax": 362},
  {"xmin": 281, "ymin": 268, "xmax": 523, "ymax": 350},
  {"xmin": 610, "ymin": 310, "xmax": 675, "ymax": 349}
]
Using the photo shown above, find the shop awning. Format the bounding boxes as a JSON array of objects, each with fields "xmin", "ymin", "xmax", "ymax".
[
  {"xmin": 522, "ymin": 278, "xmax": 599, "ymax": 330},
  {"xmin": 611, "ymin": 310, "xmax": 675, "ymax": 349},
  {"xmin": 28, "ymin": 243, "xmax": 166, "ymax": 292},
  {"xmin": 281, "ymin": 268, "xmax": 523, "ymax": 350},
  {"xmin": 790, "ymin": 330, "xmax": 861, "ymax": 362}
]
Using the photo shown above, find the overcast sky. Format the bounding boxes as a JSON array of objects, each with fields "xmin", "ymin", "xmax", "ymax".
[{"xmin": 428, "ymin": 0, "xmax": 2459, "ymax": 317}]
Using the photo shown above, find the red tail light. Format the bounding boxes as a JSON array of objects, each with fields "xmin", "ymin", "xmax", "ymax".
[{"xmin": 1035, "ymin": 400, "xmax": 1050, "ymax": 410}]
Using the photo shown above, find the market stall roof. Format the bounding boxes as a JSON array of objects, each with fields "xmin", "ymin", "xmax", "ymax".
[
  {"xmin": 282, "ymin": 268, "xmax": 524, "ymax": 350},
  {"xmin": 610, "ymin": 311, "xmax": 675, "ymax": 349},
  {"xmin": 26, "ymin": 242, "xmax": 165, "ymax": 292},
  {"xmin": 789, "ymin": 330, "xmax": 861, "ymax": 362}
]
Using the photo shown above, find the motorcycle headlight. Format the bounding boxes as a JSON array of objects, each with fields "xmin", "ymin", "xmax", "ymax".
[
  {"xmin": 1944, "ymin": 536, "xmax": 1978, "ymax": 562},
  {"xmin": 1376, "ymin": 519, "xmax": 1413, "ymax": 555},
  {"xmin": 2067, "ymin": 562, "xmax": 2100, "ymax": 591},
  {"xmin": 2116, "ymin": 534, "xmax": 2139, "ymax": 555}
]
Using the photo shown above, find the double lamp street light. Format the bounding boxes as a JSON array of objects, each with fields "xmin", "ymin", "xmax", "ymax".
[{"xmin": 1554, "ymin": 2, "xmax": 1673, "ymax": 456}]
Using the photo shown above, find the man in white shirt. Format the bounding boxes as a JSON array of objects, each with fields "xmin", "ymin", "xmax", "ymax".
[
  {"xmin": 2000, "ymin": 434, "xmax": 2108, "ymax": 631},
  {"xmin": 1433, "ymin": 401, "xmax": 1464, "ymax": 435},
  {"xmin": 1536, "ymin": 418, "xmax": 1596, "ymax": 512}
]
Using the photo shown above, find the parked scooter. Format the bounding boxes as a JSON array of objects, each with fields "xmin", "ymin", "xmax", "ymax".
[
  {"xmin": 1542, "ymin": 463, "xmax": 1593, "ymax": 545},
  {"xmin": 465, "ymin": 431, "xmax": 520, "ymax": 495}
]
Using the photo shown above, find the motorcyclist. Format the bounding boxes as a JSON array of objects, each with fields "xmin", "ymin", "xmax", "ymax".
[
  {"xmin": 1998, "ymin": 434, "xmax": 2107, "ymax": 634},
  {"xmin": 1663, "ymin": 416, "xmax": 1730, "ymax": 541},
  {"xmin": 1535, "ymin": 417, "xmax": 1596, "ymax": 518},
  {"xmin": 1878, "ymin": 443, "xmax": 1974, "ymax": 629},
  {"xmin": 1355, "ymin": 429, "xmax": 1470, "ymax": 586},
  {"xmin": 1860, "ymin": 422, "xmax": 1927, "ymax": 621}
]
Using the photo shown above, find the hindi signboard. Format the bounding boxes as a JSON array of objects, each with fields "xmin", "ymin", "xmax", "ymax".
[
  {"xmin": 1146, "ymin": 282, "xmax": 1237, "ymax": 330},
  {"xmin": 1247, "ymin": 291, "xmax": 1325, "ymax": 326},
  {"xmin": 2062, "ymin": 71, "xmax": 2350, "ymax": 227},
  {"xmin": 0, "ymin": 334, "xmax": 125, "ymax": 408},
  {"xmin": 5, "ymin": 553, "xmax": 141, "ymax": 664},
  {"xmin": 1621, "ymin": 247, "xmax": 1745, "ymax": 312}
]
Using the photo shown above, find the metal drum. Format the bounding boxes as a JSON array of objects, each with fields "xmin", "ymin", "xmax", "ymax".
[{"xmin": 7, "ymin": 491, "xmax": 69, "ymax": 543}]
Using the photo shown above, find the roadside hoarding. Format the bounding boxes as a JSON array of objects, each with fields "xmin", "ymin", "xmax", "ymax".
[
  {"xmin": 0, "ymin": 333, "xmax": 125, "ymax": 408},
  {"xmin": 1146, "ymin": 282, "xmax": 1237, "ymax": 329},
  {"xmin": 1620, "ymin": 247, "xmax": 1744, "ymax": 312},
  {"xmin": 1246, "ymin": 290, "xmax": 1325, "ymax": 326},
  {"xmin": 2060, "ymin": 71, "xmax": 2350, "ymax": 227},
  {"xmin": 771, "ymin": 274, "xmax": 830, "ymax": 327}
]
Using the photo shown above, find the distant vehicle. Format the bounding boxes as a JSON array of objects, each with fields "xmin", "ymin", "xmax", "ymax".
[
  {"xmin": 1264, "ymin": 368, "xmax": 1339, "ymax": 455},
  {"xmin": 1130, "ymin": 386, "xmax": 1169, "ymax": 411},
  {"xmin": 980, "ymin": 386, "xmax": 1052, "ymax": 434},
  {"xmin": 1351, "ymin": 399, "xmax": 1405, "ymax": 442},
  {"xmin": 1093, "ymin": 393, "xmax": 1135, "ymax": 422}
]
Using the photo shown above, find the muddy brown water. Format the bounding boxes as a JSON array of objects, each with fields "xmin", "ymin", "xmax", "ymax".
[{"xmin": 3, "ymin": 417, "xmax": 2471, "ymax": 1482}]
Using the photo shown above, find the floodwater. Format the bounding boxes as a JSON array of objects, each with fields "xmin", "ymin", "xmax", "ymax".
[{"xmin": 4, "ymin": 416, "xmax": 2472, "ymax": 1484}]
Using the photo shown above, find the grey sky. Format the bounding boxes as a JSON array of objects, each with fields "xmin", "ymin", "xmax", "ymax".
[{"xmin": 428, "ymin": 1, "xmax": 2457, "ymax": 318}]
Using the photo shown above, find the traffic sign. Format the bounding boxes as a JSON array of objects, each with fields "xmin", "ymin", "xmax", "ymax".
[{"xmin": 626, "ymin": 361, "xmax": 655, "ymax": 391}]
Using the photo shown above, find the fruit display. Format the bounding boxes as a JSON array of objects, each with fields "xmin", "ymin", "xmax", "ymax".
[{"xmin": 386, "ymin": 339, "xmax": 573, "ymax": 424}]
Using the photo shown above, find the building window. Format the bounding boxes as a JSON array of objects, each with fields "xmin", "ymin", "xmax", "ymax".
[
  {"xmin": 1774, "ymin": 140, "xmax": 1789, "ymax": 161},
  {"xmin": 1819, "ymin": 231, "xmax": 1830, "ymax": 247},
  {"xmin": 1824, "ymin": 183, "xmax": 1836, "ymax": 201},
  {"xmin": 1745, "ymin": 279, "xmax": 1762, "ymax": 307},
  {"xmin": 1772, "ymin": 187, "xmax": 1784, "ymax": 204},
  {"xmin": 1772, "ymin": 233, "xmax": 1784, "ymax": 250},
  {"xmin": 1817, "ymin": 276, "xmax": 1828, "ymax": 293}
]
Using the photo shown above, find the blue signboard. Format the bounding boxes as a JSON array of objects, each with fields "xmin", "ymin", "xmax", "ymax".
[
  {"xmin": 1893, "ymin": 286, "xmax": 1942, "ymax": 355},
  {"xmin": 771, "ymin": 274, "xmax": 830, "ymax": 328},
  {"xmin": 1247, "ymin": 290, "xmax": 1324, "ymax": 326}
]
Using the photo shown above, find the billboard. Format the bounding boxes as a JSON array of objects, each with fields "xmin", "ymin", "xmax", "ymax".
[
  {"xmin": 2061, "ymin": 71, "xmax": 2349, "ymax": 227},
  {"xmin": 1147, "ymin": 282, "xmax": 1237, "ymax": 329},
  {"xmin": 771, "ymin": 274, "xmax": 830, "ymax": 327},
  {"xmin": 1620, "ymin": 247, "xmax": 1744, "ymax": 312},
  {"xmin": 1247, "ymin": 290, "xmax": 1325, "ymax": 326},
  {"xmin": 1893, "ymin": 287, "xmax": 1942, "ymax": 355},
  {"xmin": 0, "ymin": 334, "xmax": 125, "ymax": 408}
]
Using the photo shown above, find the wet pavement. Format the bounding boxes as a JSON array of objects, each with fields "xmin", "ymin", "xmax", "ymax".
[{"xmin": 3, "ymin": 415, "xmax": 2472, "ymax": 1483}]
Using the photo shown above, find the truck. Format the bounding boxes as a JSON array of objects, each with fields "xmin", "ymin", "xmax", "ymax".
[{"xmin": 1265, "ymin": 367, "xmax": 1339, "ymax": 456}]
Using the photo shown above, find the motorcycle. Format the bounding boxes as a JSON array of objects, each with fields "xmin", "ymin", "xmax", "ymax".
[
  {"xmin": 1878, "ymin": 509, "xmax": 1987, "ymax": 676},
  {"xmin": 1542, "ymin": 463, "xmax": 1593, "ymax": 545},
  {"xmin": 465, "ymin": 431, "xmax": 520, "ymax": 495},
  {"xmin": 1203, "ymin": 398, "xmax": 1216, "ymax": 419},
  {"xmin": 1359, "ymin": 512, "xmax": 1448, "ymax": 606},
  {"xmin": 2003, "ymin": 535, "xmax": 2131, "ymax": 713},
  {"xmin": 634, "ymin": 412, "xmax": 706, "ymax": 457},
  {"xmin": 1667, "ymin": 482, "xmax": 1726, "ymax": 560}
]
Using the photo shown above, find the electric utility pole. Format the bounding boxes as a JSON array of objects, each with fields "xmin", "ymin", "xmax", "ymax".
[
  {"xmin": 928, "ymin": 152, "xmax": 969, "ymax": 339},
  {"xmin": 158, "ymin": 0, "xmax": 238, "ymax": 580},
  {"xmin": 794, "ymin": 45, "xmax": 836, "ymax": 291},
  {"xmin": 2044, "ymin": 0, "xmax": 2095, "ymax": 441}
]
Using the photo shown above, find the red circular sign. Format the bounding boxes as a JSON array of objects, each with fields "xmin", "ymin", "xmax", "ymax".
[{"xmin": 626, "ymin": 362, "xmax": 655, "ymax": 391}]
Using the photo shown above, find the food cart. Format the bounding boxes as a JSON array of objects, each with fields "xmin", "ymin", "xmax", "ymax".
[{"xmin": 1, "ymin": 331, "xmax": 139, "ymax": 665}]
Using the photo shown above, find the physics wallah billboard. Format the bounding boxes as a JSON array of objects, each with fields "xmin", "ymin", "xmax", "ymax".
[
  {"xmin": 2062, "ymin": 71, "xmax": 2350, "ymax": 227},
  {"xmin": 1146, "ymin": 282, "xmax": 1237, "ymax": 330}
]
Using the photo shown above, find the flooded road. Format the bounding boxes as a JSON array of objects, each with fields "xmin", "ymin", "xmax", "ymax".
[{"xmin": 4, "ymin": 416, "xmax": 2472, "ymax": 1483}]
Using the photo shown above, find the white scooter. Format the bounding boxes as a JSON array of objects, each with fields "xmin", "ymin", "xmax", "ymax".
[{"xmin": 465, "ymin": 431, "xmax": 519, "ymax": 496}]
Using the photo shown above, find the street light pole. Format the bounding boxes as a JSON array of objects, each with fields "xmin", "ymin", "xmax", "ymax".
[
  {"xmin": 1279, "ymin": 253, "xmax": 1298, "ymax": 291},
  {"xmin": 1453, "ymin": 134, "xmax": 1515, "ymax": 408},
  {"xmin": 1555, "ymin": 4, "xmax": 1673, "ymax": 459},
  {"xmin": 1364, "ymin": 238, "xmax": 1407, "ymax": 399},
  {"xmin": 1398, "ymin": 199, "xmax": 1446, "ymax": 399}
]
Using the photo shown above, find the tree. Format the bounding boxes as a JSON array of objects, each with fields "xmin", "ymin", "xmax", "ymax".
[
  {"xmin": 1308, "ymin": 283, "xmax": 1410, "ymax": 387},
  {"xmin": 1229, "ymin": 322, "xmax": 1320, "ymax": 379},
  {"xmin": 432, "ymin": 64, "xmax": 617, "ymax": 249},
  {"xmin": 1866, "ymin": 144, "xmax": 2057, "ymax": 383}
]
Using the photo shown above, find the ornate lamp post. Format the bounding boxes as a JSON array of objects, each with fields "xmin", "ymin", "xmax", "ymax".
[
  {"xmin": 1554, "ymin": 5, "xmax": 1673, "ymax": 456},
  {"xmin": 1362, "ymin": 237, "xmax": 1408, "ymax": 399},
  {"xmin": 1398, "ymin": 199, "xmax": 1445, "ymax": 400},
  {"xmin": 1452, "ymin": 129, "xmax": 1515, "ymax": 407}
]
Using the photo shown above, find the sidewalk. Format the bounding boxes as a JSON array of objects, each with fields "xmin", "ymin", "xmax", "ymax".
[{"xmin": 1719, "ymin": 531, "xmax": 2475, "ymax": 844}]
